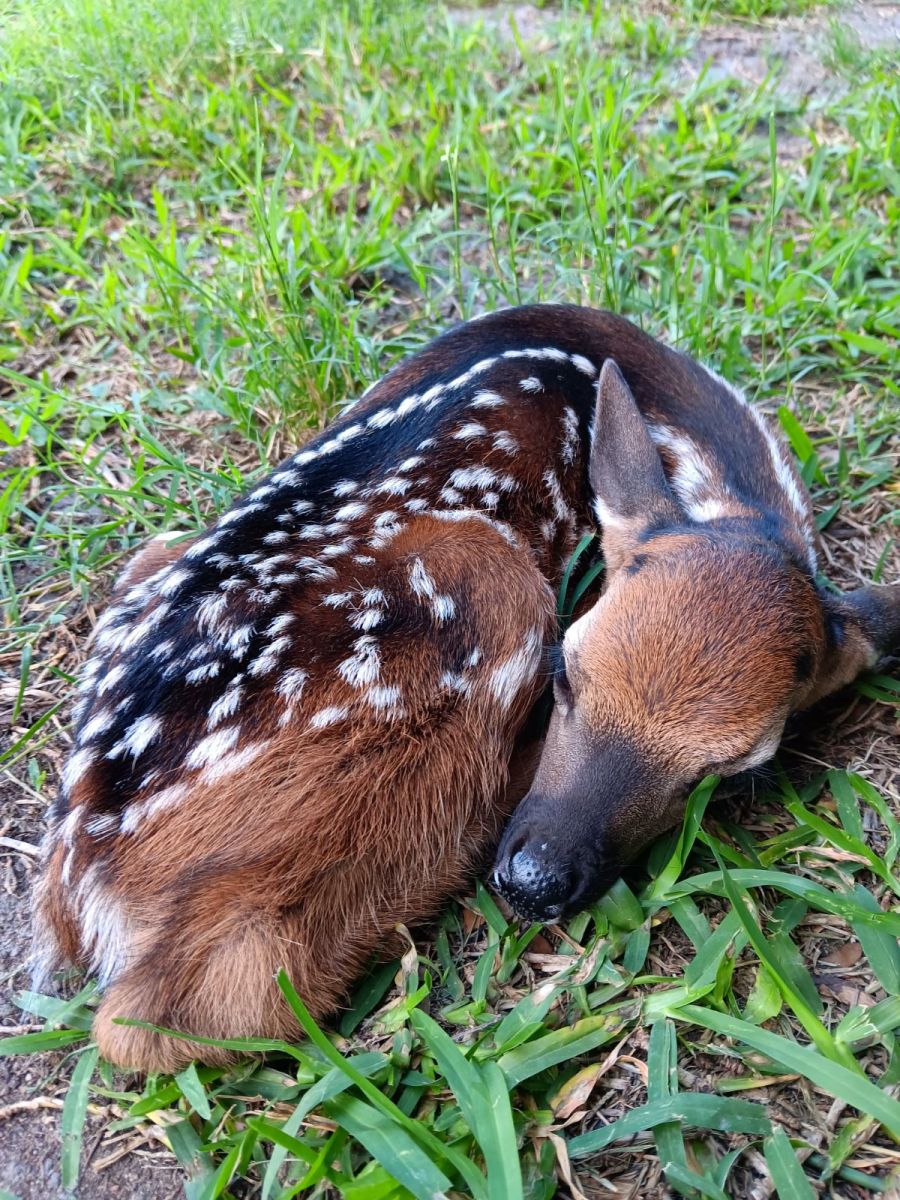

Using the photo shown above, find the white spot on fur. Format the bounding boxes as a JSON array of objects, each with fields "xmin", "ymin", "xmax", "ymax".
[
  {"xmin": 489, "ymin": 628, "xmax": 544, "ymax": 711},
  {"xmin": 544, "ymin": 469, "xmax": 573, "ymax": 525},
  {"xmin": 440, "ymin": 671, "xmax": 471, "ymax": 695},
  {"xmin": 450, "ymin": 466, "xmax": 518, "ymax": 494},
  {"xmin": 159, "ymin": 569, "xmax": 191, "ymax": 598},
  {"xmin": 321, "ymin": 539, "xmax": 355, "ymax": 559},
  {"xmin": 409, "ymin": 558, "xmax": 435, "ymax": 598},
  {"xmin": 219, "ymin": 502, "xmax": 265, "ymax": 526},
  {"xmin": 397, "ymin": 456, "xmax": 424, "ymax": 472},
  {"xmin": 226, "ymin": 624, "xmax": 255, "ymax": 656},
  {"xmin": 120, "ymin": 602, "xmax": 172, "ymax": 653},
  {"xmin": 332, "ymin": 480, "xmax": 358, "ymax": 497},
  {"xmin": 368, "ymin": 408, "xmax": 397, "ymax": 429},
  {"xmin": 97, "ymin": 663, "xmax": 126, "ymax": 695},
  {"xmin": 267, "ymin": 613, "xmax": 296, "ymax": 636},
  {"xmin": 62, "ymin": 748, "xmax": 94, "ymax": 793},
  {"xmin": 354, "ymin": 555, "xmax": 376, "ymax": 565},
  {"xmin": 276, "ymin": 667, "xmax": 309, "ymax": 702},
  {"xmin": 271, "ymin": 468, "xmax": 302, "ymax": 486},
  {"xmin": 453, "ymin": 422, "xmax": 487, "ymax": 441},
  {"xmin": 184, "ymin": 533, "xmax": 223, "ymax": 560},
  {"xmin": 84, "ymin": 813, "xmax": 118, "ymax": 840},
  {"xmin": 376, "ymin": 476, "xmax": 411, "ymax": 496},
  {"xmin": 444, "ymin": 356, "xmax": 497, "ymax": 395},
  {"xmin": 337, "ymin": 423, "xmax": 364, "ymax": 443},
  {"xmin": 369, "ymin": 522, "xmax": 405, "ymax": 549},
  {"xmin": 432, "ymin": 595, "xmax": 456, "ymax": 621},
  {"xmin": 81, "ymin": 709, "xmax": 114, "ymax": 742},
  {"xmin": 350, "ymin": 607, "xmax": 384, "ymax": 631},
  {"xmin": 248, "ymin": 635, "xmax": 292, "ymax": 676},
  {"xmin": 324, "ymin": 591, "xmax": 354, "ymax": 608},
  {"xmin": 200, "ymin": 738, "xmax": 269, "ymax": 785},
  {"xmin": 263, "ymin": 531, "xmax": 290, "ymax": 545},
  {"xmin": 186, "ymin": 660, "xmax": 222, "ymax": 684},
  {"xmin": 208, "ymin": 680, "xmax": 244, "ymax": 728},
  {"xmin": 120, "ymin": 783, "xmax": 189, "ymax": 835},
  {"xmin": 334, "ymin": 501, "xmax": 368, "ymax": 521},
  {"xmin": 112, "ymin": 715, "xmax": 162, "ymax": 760},
  {"xmin": 196, "ymin": 592, "xmax": 230, "ymax": 632},
  {"xmin": 186, "ymin": 725, "xmax": 240, "ymax": 770},
  {"xmin": 309, "ymin": 706, "xmax": 349, "ymax": 729},
  {"xmin": 520, "ymin": 375, "xmax": 543, "ymax": 394},
  {"xmin": 492, "ymin": 431, "xmax": 518, "ymax": 455},
  {"xmin": 298, "ymin": 524, "xmax": 325, "ymax": 540},
  {"xmin": 297, "ymin": 558, "xmax": 337, "ymax": 581},
  {"xmin": 572, "ymin": 353, "xmax": 596, "ymax": 376},
  {"xmin": 338, "ymin": 636, "xmax": 381, "ymax": 687},
  {"xmin": 561, "ymin": 406, "xmax": 580, "ymax": 465},
  {"xmin": 366, "ymin": 685, "xmax": 404, "ymax": 717},
  {"xmin": 470, "ymin": 389, "xmax": 505, "ymax": 409},
  {"xmin": 74, "ymin": 866, "xmax": 131, "ymax": 986},
  {"xmin": 405, "ymin": 497, "xmax": 429, "ymax": 513}
]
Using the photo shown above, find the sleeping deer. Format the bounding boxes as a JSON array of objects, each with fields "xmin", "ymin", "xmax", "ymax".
[{"xmin": 33, "ymin": 305, "xmax": 899, "ymax": 1071}]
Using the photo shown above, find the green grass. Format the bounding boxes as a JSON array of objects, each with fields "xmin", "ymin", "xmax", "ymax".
[{"xmin": 1, "ymin": 0, "xmax": 899, "ymax": 1196}]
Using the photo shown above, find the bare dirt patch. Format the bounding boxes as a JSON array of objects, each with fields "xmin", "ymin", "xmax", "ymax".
[
  {"xmin": 454, "ymin": 0, "xmax": 900, "ymax": 104},
  {"xmin": 680, "ymin": 2, "xmax": 900, "ymax": 99}
]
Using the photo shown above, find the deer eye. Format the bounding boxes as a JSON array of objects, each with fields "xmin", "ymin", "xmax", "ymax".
[{"xmin": 549, "ymin": 643, "xmax": 574, "ymax": 712}]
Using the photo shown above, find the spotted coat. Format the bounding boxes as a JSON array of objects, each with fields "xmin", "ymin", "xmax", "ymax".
[{"xmin": 33, "ymin": 304, "xmax": 816, "ymax": 1071}]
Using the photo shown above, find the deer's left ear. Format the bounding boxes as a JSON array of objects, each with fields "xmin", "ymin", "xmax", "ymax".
[
  {"xmin": 589, "ymin": 359, "xmax": 682, "ymax": 570},
  {"xmin": 803, "ymin": 583, "xmax": 900, "ymax": 707}
]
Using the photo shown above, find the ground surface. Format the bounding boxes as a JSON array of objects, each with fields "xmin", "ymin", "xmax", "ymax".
[{"xmin": 1, "ymin": 0, "xmax": 898, "ymax": 1197}]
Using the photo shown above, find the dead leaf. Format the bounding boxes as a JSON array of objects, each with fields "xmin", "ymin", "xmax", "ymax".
[
  {"xmin": 547, "ymin": 1132, "xmax": 589, "ymax": 1200},
  {"xmin": 552, "ymin": 1063, "xmax": 605, "ymax": 1120},
  {"xmin": 823, "ymin": 941, "xmax": 862, "ymax": 968}
]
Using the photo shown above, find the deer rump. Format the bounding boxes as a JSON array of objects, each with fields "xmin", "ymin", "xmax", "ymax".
[{"xmin": 33, "ymin": 306, "xmax": 899, "ymax": 1072}]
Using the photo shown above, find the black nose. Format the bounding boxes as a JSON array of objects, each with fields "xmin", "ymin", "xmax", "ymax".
[{"xmin": 492, "ymin": 845, "xmax": 576, "ymax": 923}]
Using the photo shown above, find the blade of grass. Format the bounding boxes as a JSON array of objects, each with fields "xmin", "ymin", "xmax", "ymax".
[
  {"xmin": 672, "ymin": 1005, "xmax": 900, "ymax": 1138},
  {"xmin": 569, "ymin": 1093, "xmax": 772, "ymax": 1157},
  {"xmin": 60, "ymin": 1044, "xmax": 99, "ymax": 1191},
  {"xmin": 276, "ymin": 970, "xmax": 488, "ymax": 1199},
  {"xmin": 762, "ymin": 1126, "xmax": 816, "ymax": 1200}
]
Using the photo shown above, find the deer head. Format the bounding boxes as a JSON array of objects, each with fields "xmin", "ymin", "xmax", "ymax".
[{"xmin": 493, "ymin": 360, "xmax": 900, "ymax": 922}]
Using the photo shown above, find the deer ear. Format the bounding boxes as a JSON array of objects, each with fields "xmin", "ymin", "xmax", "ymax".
[
  {"xmin": 803, "ymin": 583, "xmax": 900, "ymax": 707},
  {"xmin": 589, "ymin": 359, "xmax": 682, "ymax": 568}
]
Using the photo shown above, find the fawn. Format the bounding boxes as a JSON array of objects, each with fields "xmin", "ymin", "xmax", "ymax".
[{"xmin": 33, "ymin": 305, "xmax": 899, "ymax": 1071}]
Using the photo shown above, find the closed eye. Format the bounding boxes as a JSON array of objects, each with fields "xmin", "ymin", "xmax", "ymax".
[
  {"xmin": 713, "ymin": 727, "xmax": 785, "ymax": 778},
  {"xmin": 548, "ymin": 643, "xmax": 574, "ymax": 712}
]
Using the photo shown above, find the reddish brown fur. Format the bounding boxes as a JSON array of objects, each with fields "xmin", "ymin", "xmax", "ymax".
[
  {"xmin": 33, "ymin": 306, "xmax": 899, "ymax": 1069},
  {"xmin": 41, "ymin": 519, "xmax": 554, "ymax": 1070}
]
